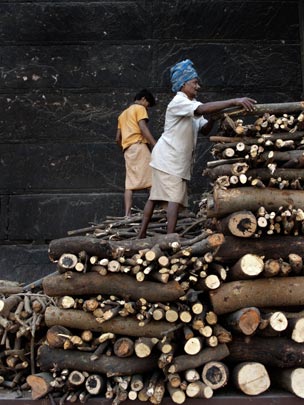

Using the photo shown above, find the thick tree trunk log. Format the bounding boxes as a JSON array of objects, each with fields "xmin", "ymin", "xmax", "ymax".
[
  {"xmin": 48, "ymin": 234, "xmax": 180, "ymax": 261},
  {"xmin": 228, "ymin": 336, "xmax": 304, "ymax": 368},
  {"xmin": 168, "ymin": 344, "xmax": 229, "ymax": 373},
  {"xmin": 45, "ymin": 306, "xmax": 175, "ymax": 339},
  {"xmin": 26, "ymin": 372, "xmax": 54, "ymax": 400},
  {"xmin": 232, "ymin": 362, "xmax": 270, "ymax": 396},
  {"xmin": 207, "ymin": 187, "xmax": 304, "ymax": 218},
  {"xmin": 201, "ymin": 361, "xmax": 229, "ymax": 390},
  {"xmin": 215, "ymin": 235, "xmax": 304, "ymax": 262},
  {"xmin": 229, "ymin": 254, "xmax": 264, "ymax": 280},
  {"xmin": 38, "ymin": 345, "xmax": 158, "ymax": 377},
  {"xmin": 224, "ymin": 307, "xmax": 261, "ymax": 335},
  {"xmin": 269, "ymin": 367, "xmax": 304, "ymax": 398},
  {"xmin": 210, "ymin": 277, "xmax": 304, "ymax": 315},
  {"xmin": 216, "ymin": 211, "xmax": 257, "ymax": 238},
  {"xmin": 260, "ymin": 150, "xmax": 304, "ymax": 162},
  {"xmin": 43, "ymin": 272, "xmax": 184, "ymax": 302}
]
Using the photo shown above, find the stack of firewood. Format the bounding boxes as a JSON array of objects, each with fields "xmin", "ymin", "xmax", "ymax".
[
  {"xmin": 2, "ymin": 102, "xmax": 304, "ymax": 403},
  {"xmin": 0, "ymin": 283, "xmax": 54, "ymax": 395},
  {"xmin": 200, "ymin": 102, "xmax": 304, "ymax": 398},
  {"xmin": 26, "ymin": 231, "xmax": 237, "ymax": 404}
]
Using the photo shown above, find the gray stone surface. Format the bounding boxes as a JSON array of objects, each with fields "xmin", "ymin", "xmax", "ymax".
[{"xmin": 0, "ymin": 245, "xmax": 55, "ymax": 283}]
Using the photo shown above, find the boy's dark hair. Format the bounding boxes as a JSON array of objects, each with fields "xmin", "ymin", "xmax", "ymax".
[{"xmin": 134, "ymin": 89, "xmax": 156, "ymax": 107}]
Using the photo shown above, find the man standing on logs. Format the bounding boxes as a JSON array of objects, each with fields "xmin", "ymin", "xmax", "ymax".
[{"xmin": 138, "ymin": 59, "xmax": 257, "ymax": 238}]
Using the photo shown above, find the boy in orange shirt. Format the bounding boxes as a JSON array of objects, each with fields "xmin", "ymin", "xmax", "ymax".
[{"xmin": 116, "ymin": 89, "xmax": 157, "ymax": 217}]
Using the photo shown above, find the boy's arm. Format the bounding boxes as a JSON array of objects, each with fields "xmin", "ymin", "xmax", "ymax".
[
  {"xmin": 138, "ymin": 119, "xmax": 156, "ymax": 147},
  {"xmin": 116, "ymin": 128, "xmax": 122, "ymax": 148}
]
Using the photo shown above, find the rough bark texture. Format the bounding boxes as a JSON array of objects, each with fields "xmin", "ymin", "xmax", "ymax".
[
  {"xmin": 210, "ymin": 277, "xmax": 304, "ymax": 315},
  {"xmin": 207, "ymin": 187, "xmax": 304, "ymax": 218},
  {"xmin": 45, "ymin": 306, "xmax": 174, "ymax": 339},
  {"xmin": 43, "ymin": 272, "xmax": 184, "ymax": 302},
  {"xmin": 168, "ymin": 344, "xmax": 229, "ymax": 373},
  {"xmin": 215, "ymin": 235, "xmax": 304, "ymax": 262},
  {"xmin": 38, "ymin": 345, "xmax": 158, "ymax": 377},
  {"xmin": 228, "ymin": 336, "xmax": 304, "ymax": 368},
  {"xmin": 48, "ymin": 234, "xmax": 180, "ymax": 261}
]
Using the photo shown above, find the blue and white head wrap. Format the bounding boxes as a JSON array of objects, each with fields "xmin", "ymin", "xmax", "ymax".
[{"xmin": 170, "ymin": 59, "xmax": 199, "ymax": 93}]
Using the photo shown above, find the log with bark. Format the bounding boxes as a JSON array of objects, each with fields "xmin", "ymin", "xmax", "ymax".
[
  {"xmin": 269, "ymin": 367, "xmax": 304, "ymax": 398},
  {"xmin": 215, "ymin": 235, "xmax": 304, "ymax": 262},
  {"xmin": 228, "ymin": 254, "xmax": 264, "ymax": 280},
  {"xmin": 223, "ymin": 307, "xmax": 261, "ymax": 335},
  {"xmin": 48, "ymin": 234, "xmax": 181, "ymax": 262},
  {"xmin": 210, "ymin": 277, "xmax": 304, "ymax": 315},
  {"xmin": 207, "ymin": 187, "xmax": 304, "ymax": 219},
  {"xmin": 215, "ymin": 211, "xmax": 257, "ymax": 238},
  {"xmin": 168, "ymin": 344, "xmax": 229, "ymax": 373},
  {"xmin": 228, "ymin": 336, "xmax": 304, "ymax": 368},
  {"xmin": 38, "ymin": 345, "xmax": 159, "ymax": 377},
  {"xmin": 45, "ymin": 306, "xmax": 176, "ymax": 339},
  {"xmin": 201, "ymin": 361, "xmax": 229, "ymax": 390},
  {"xmin": 232, "ymin": 362, "xmax": 270, "ymax": 396},
  {"xmin": 43, "ymin": 272, "xmax": 185, "ymax": 303},
  {"xmin": 26, "ymin": 372, "xmax": 54, "ymax": 400}
]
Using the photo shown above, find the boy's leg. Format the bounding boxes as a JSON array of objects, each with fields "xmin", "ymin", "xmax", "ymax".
[
  {"xmin": 124, "ymin": 189, "xmax": 133, "ymax": 217},
  {"xmin": 167, "ymin": 201, "xmax": 180, "ymax": 234},
  {"xmin": 138, "ymin": 199, "xmax": 156, "ymax": 238}
]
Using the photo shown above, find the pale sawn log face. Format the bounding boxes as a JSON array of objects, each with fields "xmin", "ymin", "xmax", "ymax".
[{"xmin": 232, "ymin": 362, "xmax": 270, "ymax": 396}]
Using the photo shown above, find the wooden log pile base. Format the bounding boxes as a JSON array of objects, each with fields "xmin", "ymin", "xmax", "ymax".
[
  {"xmin": 1, "ymin": 103, "xmax": 304, "ymax": 404},
  {"xmin": 0, "ymin": 227, "xmax": 228, "ymax": 405},
  {"xmin": 35, "ymin": 230, "xmax": 232, "ymax": 404}
]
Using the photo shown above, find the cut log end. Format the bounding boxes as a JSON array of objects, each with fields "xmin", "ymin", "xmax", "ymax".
[{"xmin": 233, "ymin": 362, "xmax": 270, "ymax": 396}]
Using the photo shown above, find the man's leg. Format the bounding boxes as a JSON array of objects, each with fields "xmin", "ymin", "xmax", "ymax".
[
  {"xmin": 124, "ymin": 189, "xmax": 133, "ymax": 217},
  {"xmin": 167, "ymin": 201, "xmax": 180, "ymax": 234},
  {"xmin": 138, "ymin": 199, "xmax": 156, "ymax": 238}
]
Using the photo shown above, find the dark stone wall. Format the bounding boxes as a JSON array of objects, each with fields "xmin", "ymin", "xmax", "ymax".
[{"xmin": 0, "ymin": 0, "xmax": 303, "ymax": 281}]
